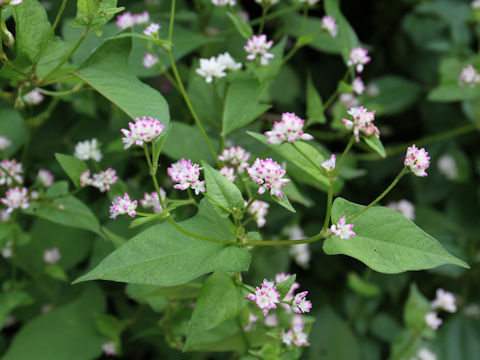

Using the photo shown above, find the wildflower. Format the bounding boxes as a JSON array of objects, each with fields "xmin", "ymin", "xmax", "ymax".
[
  {"xmin": 339, "ymin": 93, "xmax": 359, "ymax": 108},
  {"xmin": 342, "ymin": 106, "xmax": 379, "ymax": 142},
  {"xmin": 244, "ymin": 34, "xmax": 274, "ymax": 66},
  {"xmin": 23, "ymin": 89, "xmax": 44, "ymax": 105},
  {"xmin": 247, "ymin": 279, "xmax": 281, "ymax": 316},
  {"xmin": 281, "ymin": 327, "xmax": 310, "ymax": 347},
  {"xmin": 330, "ymin": 216, "xmax": 355, "ymax": 239},
  {"xmin": 211, "ymin": 0, "xmax": 236, "ymax": 6},
  {"xmin": 121, "ymin": 116, "xmax": 165, "ymax": 149},
  {"xmin": 404, "ymin": 145, "xmax": 430, "ymax": 177},
  {"xmin": 216, "ymin": 52, "xmax": 242, "ymax": 71},
  {"xmin": 30, "ymin": 190, "xmax": 39, "ymax": 200},
  {"xmin": 167, "ymin": 159, "xmax": 206, "ymax": 195},
  {"xmin": 416, "ymin": 348, "xmax": 437, "ymax": 360},
  {"xmin": 347, "ymin": 46, "xmax": 371, "ymax": 73},
  {"xmin": 101, "ymin": 342, "xmax": 117, "ymax": 356},
  {"xmin": 140, "ymin": 189, "xmax": 166, "ymax": 213},
  {"xmin": 321, "ymin": 15, "xmax": 337, "ymax": 37},
  {"xmin": 275, "ymin": 273, "xmax": 300, "ymax": 301},
  {"xmin": 1, "ymin": 240, "xmax": 13, "ymax": 258},
  {"xmin": 7, "ymin": 0, "xmax": 23, "ymax": 5},
  {"xmin": 290, "ymin": 314, "xmax": 304, "ymax": 332},
  {"xmin": 291, "ymin": 291, "xmax": 312, "ymax": 314},
  {"xmin": 247, "ymin": 158, "xmax": 290, "ymax": 198},
  {"xmin": 437, "ymin": 155, "xmax": 457, "ymax": 180},
  {"xmin": 79, "ymin": 170, "xmax": 92, "ymax": 187},
  {"xmin": 386, "ymin": 199, "xmax": 415, "ymax": 220},
  {"xmin": 0, "ymin": 159, "xmax": 23, "ymax": 186},
  {"xmin": 281, "ymin": 329, "xmax": 295, "ymax": 346},
  {"xmin": 243, "ymin": 313, "xmax": 259, "ymax": 331},
  {"xmin": 264, "ymin": 313, "xmax": 279, "ymax": 327},
  {"xmin": 1, "ymin": 187, "xmax": 29, "ymax": 212},
  {"xmin": 143, "ymin": 52, "xmax": 159, "ymax": 68},
  {"xmin": 246, "ymin": 199, "xmax": 269, "ymax": 227},
  {"xmin": 321, "ymin": 154, "xmax": 336, "ymax": 172},
  {"xmin": 196, "ymin": 57, "xmax": 227, "ymax": 83},
  {"xmin": 91, "ymin": 168, "xmax": 118, "ymax": 192},
  {"xmin": 425, "ymin": 312, "xmax": 442, "ymax": 330},
  {"xmin": 0, "ymin": 136, "xmax": 11, "ymax": 151},
  {"xmin": 458, "ymin": 64, "xmax": 480, "ymax": 87},
  {"xmin": 37, "ymin": 169, "xmax": 54, "ymax": 188},
  {"xmin": 218, "ymin": 146, "xmax": 250, "ymax": 173},
  {"xmin": 431, "ymin": 288, "xmax": 457, "ymax": 313},
  {"xmin": 134, "ymin": 11, "xmax": 149, "ymax": 24},
  {"xmin": 264, "ymin": 112, "xmax": 314, "ymax": 144},
  {"xmin": 116, "ymin": 12, "xmax": 136, "ymax": 29},
  {"xmin": 74, "ymin": 139, "xmax": 102, "ymax": 162},
  {"xmin": 219, "ymin": 166, "xmax": 236, "ymax": 181},
  {"xmin": 352, "ymin": 77, "xmax": 365, "ymax": 95},
  {"xmin": 109, "ymin": 193, "xmax": 138, "ymax": 219},
  {"xmin": 43, "ymin": 248, "xmax": 61, "ymax": 264},
  {"xmin": 143, "ymin": 22, "xmax": 161, "ymax": 37}
]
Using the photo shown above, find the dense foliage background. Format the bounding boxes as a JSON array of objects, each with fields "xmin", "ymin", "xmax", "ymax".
[{"xmin": 0, "ymin": 0, "xmax": 479, "ymax": 359}]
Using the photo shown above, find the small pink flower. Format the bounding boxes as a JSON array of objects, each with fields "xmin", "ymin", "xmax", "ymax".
[
  {"xmin": 219, "ymin": 166, "xmax": 236, "ymax": 181},
  {"xmin": 342, "ymin": 106, "xmax": 379, "ymax": 142},
  {"xmin": 347, "ymin": 46, "xmax": 371, "ymax": 73},
  {"xmin": 321, "ymin": 15, "xmax": 337, "ymax": 37},
  {"xmin": 79, "ymin": 169, "xmax": 92, "ymax": 187},
  {"xmin": 431, "ymin": 288, "xmax": 457, "ymax": 313},
  {"xmin": 245, "ymin": 199, "xmax": 269, "ymax": 227},
  {"xmin": 425, "ymin": 312, "xmax": 442, "ymax": 330},
  {"xmin": 43, "ymin": 248, "xmax": 61, "ymax": 264},
  {"xmin": 244, "ymin": 35, "xmax": 274, "ymax": 66},
  {"xmin": 291, "ymin": 291, "xmax": 312, "ymax": 314},
  {"xmin": 264, "ymin": 112, "xmax": 314, "ymax": 144},
  {"xmin": 143, "ymin": 52, "xmax": 159, "ymax": 68},
  {"xmin": 1, "ymin": 187, "xmax": 29, "ymax": 212},
  {"xmin": 91, "ymin": 168, "xmax": 118, "ymax": 192},
  {"xmin": 37, "ymin": 169, "xmax": 54, "ymax": 187},
  {"xmin": 109, "ymin": 193, "xmax": 138, "ymax": 219},
  {"xmin": 247, "ymin": 279, "xmax": 281, "ymax": 316},
  {"xmin": 140, "ymin": 189, "xmax": 166, "ymax": 213},
  {"xmin": 121, "ymin": 116, "xmax": 165, "ymax": 149},
  {"xmin": 143, "ymin": 22, "xmax": 161, "ymax": 37},
  {"xmin": 404, "ymin": 145, "xmax": 430, "ymax": 177},
  {"xmin": 218, "ymin": 146, "xmax": 250, "ymax": 174},
  {"xmin": 458, "ymin": 65, "xmax": 480, "ymax": 87},
  {"xmin": 0, "ymin": 136, "xmax": 12, "ymax": 151},
  {"xmin": 321, "ymin": 154, "xmax": 336, "ymax": 172},
  {"xmin": 247, "ymin": 158, "xmax": 290, "ymax": 198},
  {"xmin": 116, "ymin": 12, "xmax": 136, "ymax": 29},
  {"xmin": 352, "ymin": 77, "xmax": 365, "ymax": 95},
  {"xmin": 23, "ymin": 89, "xmax": 44, "ymax": 105},
  {"xmin": 101, "ymin": 341, "xmax": 117, "ymax": 356},
  {"xmin": 168, "ymin": 159, "xmax": 205, "ymax": 195},
  {"xmin": 330, "ymin": 216, "xmax": 355, "ymax": 239},
  {"xmin": 134, "ymin": 11, "xmax": 150, "ymax": 24},
  {"xmin": 0, "ymin": 159, "xmax": 23, "ymax": 186}
]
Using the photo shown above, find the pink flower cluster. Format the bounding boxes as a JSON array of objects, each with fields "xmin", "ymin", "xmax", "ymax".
[
  {"xmin": 264, "ymin": 112, "xmax": 314, "ymax": 144},
  {"xmin": 1, "ymin": 187, "xmax": 29, "ymax": 213},
  {"xmin": 245, "ymin": 199, "xmax": 269, "ymax": 227},
  {"xmin": 275, "ymin": 273, "xmax": 312, "ymax": 314},
  {"xmin": 218, "ymin": 146, "xmax": 250, "ymax": 173},
  {"xmin": 121, "ymin": 116, "xmax": 165, "ymax": 149},
  {"xmin": 330, "ymin": 216, "xmax": 355, "ymax": 239},
  {"xmin": 109, "ymin": 193, "xmax": 138, "ymax": 219},
  {"xmin": 0, "ymin": 159, "xmax": 23, "ymax": 186},
  {"xmin": 347, "ymin": 46, "xmax": 371, "ymax": 73},
  {"xmin": 44, "ymin": 248, "xmax": 61, "ymax": 264},
  {"xmin": 167, "ymin": 159, "xmax": 206, "ymax": 195},
  {"xmin": 116, "ymin": 11, "xmax": 149, "ymax": 29},
  {"xmin": 79, "ymin": 168, "xmax": 118, "ymax": 192},
  {"xmin": 342, "ymin": 106, "xmax": 380, "ymax": 142},
  {"xmin": 247, "ymin": 158, "xmax": 290, "ymax": 198},
  {"xmin": 321, "ymin": 15, "xmax": 337, "ymax": 37},
  {"xmin": 404, "ymin": 145, "xmax": 430, "ymax": 177},
  {"xmin": 248, "ymin": 279, "xmax": 281, "ymax": 316},
  {"xmin": 352, "ymin": 77, "xmax": 365, "ymax": 95},
  {"xmin": 143, "ymin": 23, "xmax": 160, "ymax": 37},
  {"xmin": 37, "ymin": 169, "xmax": 54, "ymax": 188},
  {"xmin": 458, "ymin": 65, "xmax": 480, "ymax": 87},
  {"xmin": 140, "ymin": 189, "xmax": 166, "ymax": 213},
  {"xmin": 321, "ymin": 154, "xmax": 336, "ymax": 172},
  {"xmin": 0, "ymin": 136, "xmax": 11, "ymax": 151},
  {"xmin": 244, "ymin": 35, "xmax": 274, "ymax": 66},
  {"xmin": 219, "ymin": 166, "xmax": 236, "ymax": 181},
  {"xmin": 281, "ymin": 315, "xmax": 310, "ymax": 347},
  {"xmin": 143, "ymin": 52, "xmax": 159, "ymax": 69}
]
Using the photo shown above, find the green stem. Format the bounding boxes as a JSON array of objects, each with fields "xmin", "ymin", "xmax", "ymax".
[
  {"xmin": 37, "ymin": 83, "xmax": 84, "ymax": 96},
  {"xmin": 299, "ymin": 4, "xmax": 308, "ymax": 36},
  {"xmin": 321, "ymin": 180, "xmax": 334, "ymax": 232},
  {"xmin": 168, "ymin": 0, "xmax": 176, "ymax": 43},
  {"xmin": 246, "ymin": 232, "xmax": 324, "ymax": 246},
  {"xmin": 349, "ymin": 168, "xmax": 408, "ymax": 221},
  {"xmin": 258, "ymin": 6, "xmax": 269, "ymax": 34},
  {"xmin": 333, "ymin": 136, "xmax": 355, "ymax": 178},
  {"xmin": 240, "ymin": 192, "xmax": 259, "ymax": 218},
  {"xmin": 1, "ymin": 57, "xmax": 29, "ymax": 77}
]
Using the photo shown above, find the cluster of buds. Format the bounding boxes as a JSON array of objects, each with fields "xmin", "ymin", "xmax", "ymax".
[
  {"xmin": 74, "ymin": 139, "xmax": 102, "ymax": 162},
  {"xmin": 404, "ymin": 145, "xmax": 430, "ymax": 177},
  {"xmin": 80, "ymin": 168, "xmax": 118, "ymax": 192},
  {"xmin": 281, "ymin": 315, "xmax": 310, "ymax": 347},
  {"xmin": 37, "ymin": 169, "xmax": 55, "ymax": 188},
  {"xmin": 245, "ymin": 199, "xmax": 269, "ymax": 227},
  {"xmin": 244, "ymin": 35, "xmax": 275, "ymax": 66},
  {"xmin": 121, "ymin": 116, "xmax": 165, "ymax": 149},
  {"xmin": 0, "ymin": 159, "xmax": 23, "ymax": 186},
  {"xmin": 321, "ymin": 15, "xmax": 337, "ymax": 37},
  {"xmin": 196, "ymin": 52, "xmax": 242, "ymax": 83},
  {"xmin": 218, "ymin": 146, "xmax": 250, "ymax": 173},
  {"xmin": 330, "ymin": 216, "xmax": 356, "ymax": 239},
  {"xmin": 347, "ymin": 46, "xmax": 371, "ymax": 73},
  {"xmin": 143, "ymin": 52, "xmax": 159, "ymax": 69},
  {"xmin": 167, "ymin": 159, "xmax": 205, "ymax": 195},
  {"xmin": 247, "ymin": 279, "xmax": 281, "ymax": 316},
  {"xmin": 342, "ymin": 106, "xmax": 379, "ymax": 142},
  {"xmin": 321, "ymin": 154, "xmax": 336, "ymax": 173},
  {"xmin": 116, "ymin": 11, "xmax": 150, "ymax": 29},
  {"xmin": 1, "ymin": 187, "xmax": 30, "ymax": 213},
  {"xmin": 219, "ymin": 166, "xmax": 236, "ymax": 182},
  {"xmin": 458, "ymin": 64, "xmax": 480, "ymax": 87},
  {"xmin": 0, "ymin": 136, "xmax": 12, "ymax": 151},
  {"xmin": 264, "ymin": 112, "xmax": 314, "ymax": 144},
  {"xmin": 23, "ymin": 89, "xmax": 44, "ymax": 105},
  {"xmin": 140, "ymin": 189, "xmax": 166, "ymax": 213},
  {"xmin": 44, "ymin": 248, "xmax": 61, "ymax": 264},
  {"xmin": 109, "ymin": 193, "xmax": 138, "ymax": 219},
  {"xmin": 247, "ymin": 158, "xmax": 290, "ymax": 198}
]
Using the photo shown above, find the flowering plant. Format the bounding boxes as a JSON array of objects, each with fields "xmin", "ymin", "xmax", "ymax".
[{"xmin": 0, "ymin": 0, "xmax": 478, "ymax": 359}]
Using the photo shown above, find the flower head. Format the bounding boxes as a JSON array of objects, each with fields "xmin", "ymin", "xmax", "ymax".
[
  {"xmin": 0, "ymin": 159, "xmax": 23, "ymax": 186},
  {"xmin": 247, "ymin": 158, "xmax": 290, "ymax": 198},
  {"xmin": 431, "ymin": 288, "xmax": 457, "ymax": 313},
  {"xmin": 330, "ymin": 216, "xmax": 355, "ymax": 239},
  {"xmin": 425, "ymin": 312, "xmax": 442, "ymax": 330},
  {"xmin": 352, "ymin": 77, "xmax": 365, "ymax": 95},
  {"xmin": 211, "ymin": 0, "xmax": 236, "ymax": 5},
  {"xmin": 121, "ymin": 116, "xmax": 165, "ymax": 149},
  {"xmin": 291, "ymin": 291, "xmax": 312, "ymax": 314},
  {"xmin": 6, "ymin": 0, "xmax": 23, "ymax": 5},
  {"xmin": 1, "ymin": 187, "xmax": 29, "ymax": 212},
  {"xmin": 101, "ymin": 342, "xmax": 117, "ymax": 356},
  {"xmin": 347, "ymin": 46, "xmax": 371, "ymax": 73},
  {"xmin": 109, "ymin": 193, "xmax": 138, "ymax": 219},
  {"xmin": 458, "ymin": 65, "xmax": 480, "ymax": 87},
  {"xmin": 74, "ymin": 139, "xmax": 102, "ymax": 162},
  {"xmin": 321, "ymin": 15, "xmax": 337, "ymax": 37},
  {"xmin": 143, "ymin": 22, "xmax": 161, "ymax": 37},
  {"xmin": 473, "ymin": 0, "xmax": 480, "ymax": 9},
  {"xmin": 386, "ymin": 199, "xmax": 415, "ymax": 220},
  {"xmin": 247, "ymin": 279, "xmax": 281, "ymax": 316},
  {"xmin": 23, "ymin": 89, "xmax": 44, "ymax": 105},
  {"xmin": 167, "ymin": 159, "xmax": 205, "ymax": 195},
  {"xmin": 0, "ymin": 136, "xmax": 11, "ymax": 151},
  {"xmin": 404, "ymin": 145, "xmax": 430, "ymax": 177},
  {"xmin": 321, "ymin": 154, "xmax": 336, "ymax": 172},
  {"xmin": 246, "ymin": 199, "xmax": 269, "ymax": 227},
  {"xmin": 339, "ymin": 93, "xmax": 359, "ymax": 108},
  {"xmin": 416, "ymin": 348, "xmax": 437, "ymax": 360},
  {"xmin": 437, "ymin": 155, "xmax": 457, "ymax": 180},
  {"xmin": 116, "ymin": 12, "xmax": 136, "ymax": 29},
  {"xmin": 218, "ymin": 146, "xmax": 250, "ymax": 173},
  {"xmin": 219, "ymin": 166, "xmax": 236, "ymax": 181},
  {"xmin": 196, "ymin": 57, "xmax": 227, "ymax": 83},
  {"xmin": 342, "ymin": 106, "xmax": 379, "ymax": 142},
  {"xmin": 140, "ymin": 189, "xmax": 166, "ymax": 213},
  {"xmin": 264, "ymin": 112, "xmax": 314, "ymax": 144},
  {"xmin": 43, "ymin": 248, "xmax": 61, "ymax": 264},
  {"xmin": 37, "ymin": 169, "xmax": 54, "ymax": 187},
  {"xmin": 79, "ymin": 169, "xmax": 92, "ymax": 187},
  {"xmin": 143, "ymin": 52, "xmax": 159, "ymax": 68},
  {"xmin": 244, "ymin": 35, "xmax": 274, "ymax": 66},
  {"xmin": 134, "ymin": 11, "xmax": 150, "ymax": 24},
  {"xmin": 91, "ymin": 168, "xmax": 118, "ymax": 192},
  {"xmin": 216, "ymin": 52, "xmax": 242, "ymax": 71}
]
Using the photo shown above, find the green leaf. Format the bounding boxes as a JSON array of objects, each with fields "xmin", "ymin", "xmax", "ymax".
[
  {"xmin": 362, "ymin": 134, "xmax": 386, "ymax": 158},
  {"xmin": 306, "ymin": 74, "xmax": 326, "ymax": 125},
  {"xmin": 55, "ymin": 153, "xmax": 88, "ymax": 188},
  {"xmin": 77, "ymin": 0, "xmax": 100, "ymax": 17},
  {"xmin": 403, "ymin": 284, "xmax": 431, "ymax": 333},
  {"xmin": 0, "ymin": 108, "xmax": 26, "ymax": 158},
  {"xmin": 2, "ymin": 285, "xmax": 106, "ymax": 360},
  {"xmin": 227, "ymin": 11, "xmax": 253, "ymax": 39},
  {"xmin": 76, "ymin": 35, "xmax": 170, "ymax": 125},
  {"xmin": 0, "ymin": 291, "xmax": 34, "ymax": 328},
  {"xmin": 202, "ymin": 161, "xmax": 244, "ymax": 217},
  {"xmin": 152, "ymin": 123, "xmax": 171, "ymax": 171},
  {"xmin": 223, "ymin": 79, "xmax": 271, "ymax": 135},
  {"xmin": 248, "ymin": 132, "xmax": 329, "ymax": 188},
  {"xmin": 271, "ymin": 193, "xmax": 296, "ymax": 213},
  {"xmin": 126, "ymin": 282, "xmax": 202, "ymax": 300},
  {"xmin": 74, "ymin": 200, "xmax": 251, "ymax": 286},
  {"xmin": 45, "ymin": 264, "xmax": 69, "ymax": 282},
  {"xmin": 276, "ymin": 274, "xmax": 296, "ymax": 299},
  {"xmin": 282, "ymin": 181, "xmax": 314, "ymax": 207},
  {"xmin": 73, "ymin": 0, "xmax": 123, "ymax": 36},
  {"xmin": 323, "ymin": 198, "xmax": 469, "ymax": 273},
  {"xmin": 185, "ymin": 271, "xmax": 247, "ymax": 349},
  {"xmin": 347, "ymin": 272, "xmax": 381, "ymax": 297},
  {"xmin": 96, "ymin": 314, "xmax": 126, "ymax": 339}
]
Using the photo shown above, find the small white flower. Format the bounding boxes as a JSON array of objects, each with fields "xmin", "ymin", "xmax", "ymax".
[
  {"xmin": 352, "ymin": 77, "xmax": 365, "ymax": 95},
  {"xmin": 219, "ymin": 166, "xmax": 236, "ymax": 181},
  {"xmin": 121, "ymin": 116, "xmax": 165, "ymax": 149},
  {"xmin": 330, "ymin": 216, "xmax": 355, "ymax": 239},
  {"xmin": 431, "ymin": 288, "xmax": 457, "ymax": 313},
  {"xmin": 264, "ymin": 112, "xmax": 314, "ymax": 144},
  {"xmin": 196, "ymin": 57, "xmax": 227, "ymax": 83},
  {"xmin": 37, "ymin": 169, "xmax": 54, "ymax": 187},
  {"xmin": 404, "ymin": 145, "xmax": 430, "ymax": 177},
  {"xmin": 437, "ymin": 155, "xmax": 457, "ymax": 180},
  {"xmin": 109, "ymin": 193, "xmax": 138, "ymax": 219},
  {"xmin": 143, "ymin": 52, "xmax": 159, "ymax": 68},
  {"xmin": 342, "ymin": 106, "xmax": 379, "ymax": 142},
  {"xmin": 291, "ymin": 291, "xmax": 312, "ymax": 314},
  {"xmin": 74, "ymin": 139, "xmax": 102, "ymax": 162},
  {"xmin": 386, "ymin": 199, "xmax": 415, "ymax": 220},
  {"xmin": 458, "ymin": 64, "xmax": 480, "ymax": 87},
  {"xmin": 321, "ymin": 15, "xmax": 337, "ymax": 37},
  {"xmin": 9, "ymin": 0, "xmax": 23, "ymax": 5},
  {"xmin": 134, "ymin": 11, "xmax": 150, "ymax": 24},
  {"xmin": 244, "ymin": 35, "xmax": 274, "ymax": 66},
  {"xmin": 246, "ymin": 199, "xmax": 269, "ymax": 227},
  {"xmin": 339, "ymin": 93, "xmax": 359, "ymax": 108},
  {"xmin": 247, "ymin": 158, "xmax": 290, "ymax": 198},
  {"xmin": 211, "ymin": 0, "xmax": 236, "ymax": 6},
  {"xmin": 347, "ymin": 47, "xmax": 371, "ymax": 73},
  {"xmin": 216, "ymin": 52, "xmax": 242, "ymax": 71},
  {"xmin": 141, "ymin": 189, "xmax": 166, "ymax": 213},
  {"xmin": 218, "ymin": 146, "xmax": 250, "ymax": 174},
  {"xmin": 116, "ymin": 12, "xmax": 136, "ymax": 29},
  {"xmin": 321, "ymin": 154, "xmax": 336, "ymax": 172},
  {"xmin": 143, "ymin": 22, "xmax": 161, "ymax": 37},
  {"xmin": 425, "ymin": 312, "xmax": 442, "ymax": 330},
  {"xmin": 43, "ymin": 248, "xmax": 61, "ymax": 264},
  {"xmin": 23, "ymin": 89, "xmax": 44, "ymax": 105},
  {"xmin": 0, "ymin": 136, "xmax": 12, "ymax": 151},
  {"xmin": 101, "ymin": 341, "xmax": 117, "ymax": 356},
  {"xmin": 167, "ymin": 159, "xmax": 205, "ymax": 194},
  {"xmin": 0, "ymin": 159, "xmax": 24, "ymax": 186},
  {"xmin": 247, "ymin": 279, "xmax": 281, "ymax": 316},
  {"xmin": 1, "ymin": 187, "xmax": 29, "ymax": 212},
  {"xmin": 90, "ymin": 168, "xmax": 118, "ymax": 192}
]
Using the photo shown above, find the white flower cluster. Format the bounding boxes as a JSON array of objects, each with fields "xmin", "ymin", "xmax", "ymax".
[
  {"xmin": 167, "ymin": 159, "xmax": 206, "ymax": 195},
  {"xmin": 79, "ymin": 168, "xmax": 118, "ymax": 192},
  {"xmin": 244, "ymin": 35, "xmax": 274, "ymax": 66},
  {"xmin": 74, "ymin": 139, "xmax": 102, "ymax": 162},
  {"xmin": 196, "ymin": 52, "xmax": 242, "ymax": 83},
  {"xmin": 218, "ymin": 146, "xmax": 250, "ymax": 174},
  {"xmin": 264, "ymin": 112, "xmax": 313, "ymax": 144},
  {"xmin": 140, "ymin": 189, "xmax": 166, "ymax": 213},
  {"xmin": 246, "ymin": 199, "xmax": 269, "ymax": 227}
]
